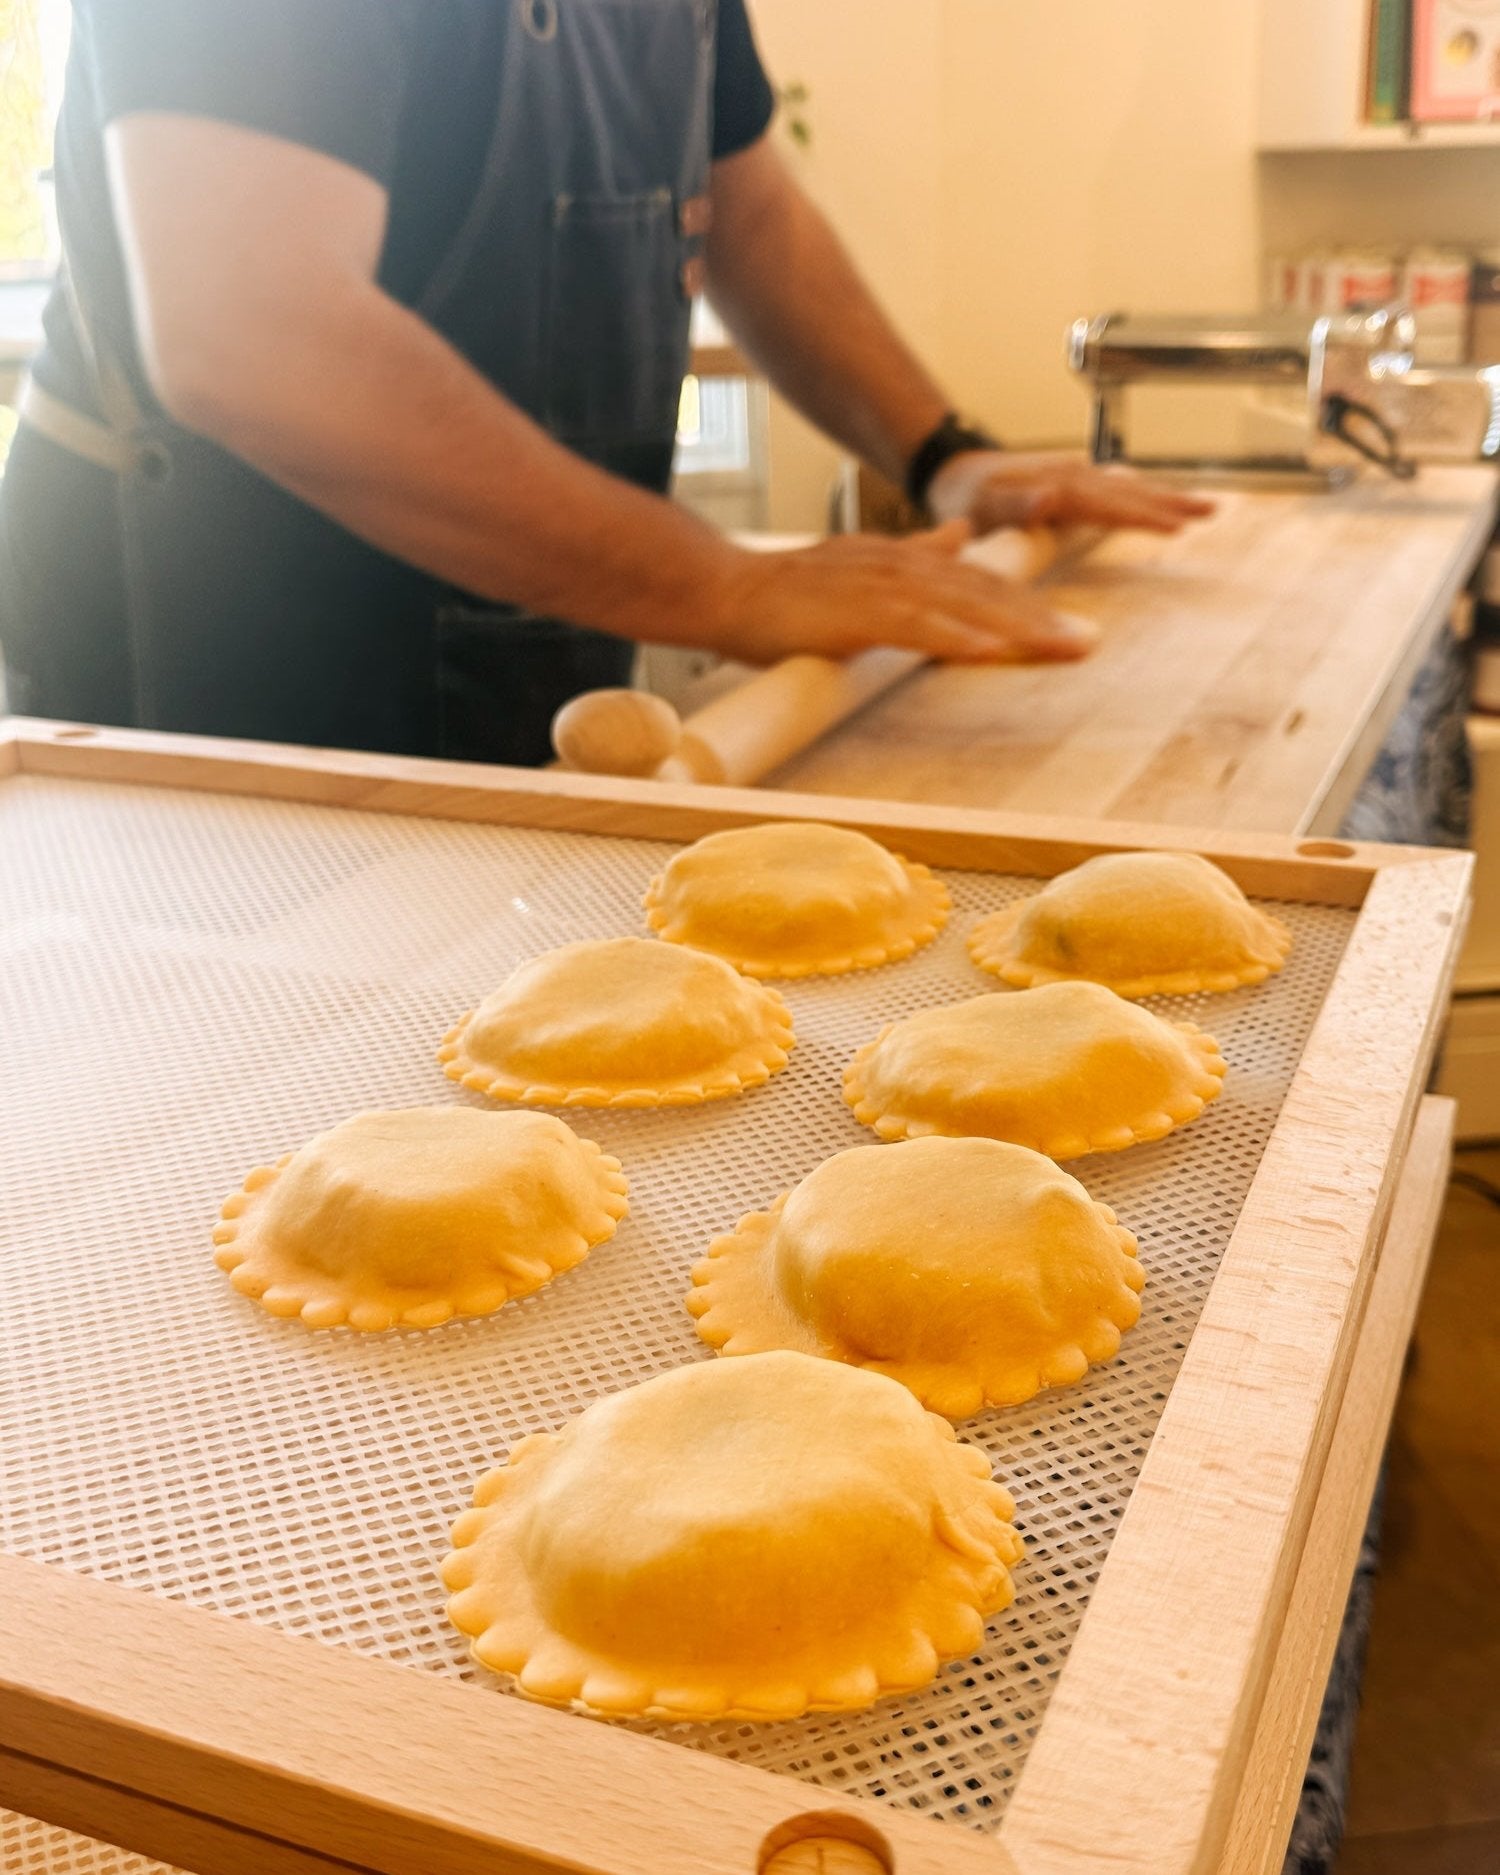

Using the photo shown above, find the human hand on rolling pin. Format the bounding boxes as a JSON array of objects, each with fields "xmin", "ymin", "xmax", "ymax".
[
  {"xmin": 701, "ymin": 519, "xmax": 1101, "ymax": 668},
  {"xmin": 925, "ymin": 449, "xmax": 1216, "ymax": 538}
]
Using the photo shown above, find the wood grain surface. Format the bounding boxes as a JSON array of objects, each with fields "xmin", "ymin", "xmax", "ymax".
[
  {"xmin": 999, "ymin": 860, "xmax": 1471, "ymax": 1875},
  {"xmin": 763, "ymin": 1842, "xmax": 891, "ymax": 1874},
  {"xmin": 0, "ymin": 1553, "xmax": 1016, "ymax": 1875},
  {"xmin": 5, "ymin": 717, "xmax": 1403, "ymax": 905},
  {"xmin": 1218, "ymin": 1097, "xmax": 1455, "ymax": 1875},
  {"xmin": 766, "ymin": 467, "xmax": 1498, "ymax": 835}
]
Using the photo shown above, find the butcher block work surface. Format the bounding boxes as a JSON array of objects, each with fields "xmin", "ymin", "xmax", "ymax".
[{"xmin": 767, "ymin": 466, "xmax": 1499, "ymax": 835}]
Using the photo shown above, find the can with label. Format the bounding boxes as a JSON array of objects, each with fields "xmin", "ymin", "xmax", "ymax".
[
  {"xmin": 1321, "ymin": 251, "xmax": 1400, "ymax": 311},
  {"xmin": 1266, "ymin": 255, "xmax": 1298, "ymax": 312},
  {"xmin": 1296, "ymin": 251, "xmax": 1330, "ymax": 315},
  {"xmin": 1470, "ymin": 249, "xmax": 1500, "ymax": 364},
  {"xmin": 1403, "ymin": 248, "xmax": 1472, "ymax": 362}
]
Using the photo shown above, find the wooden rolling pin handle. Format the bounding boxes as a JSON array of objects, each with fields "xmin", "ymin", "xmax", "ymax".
[
  {"xmin": 548, "ymin": 650, "xmax": 924, "ymax": 787},
  {"xmin": 675, "ymin": 647, "xmax": 926, "ymax": 788},
  {"xmin": 550, "ymin": 525, "xmax": 1098, "ymax": 786},
  {"xmin": 550, "ymin": 687, "xmax": 684, "ymax": 779}
]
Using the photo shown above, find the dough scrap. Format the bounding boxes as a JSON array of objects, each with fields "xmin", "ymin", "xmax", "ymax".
[
  {"xmin": 442, "ymin": 1351, "xmax": 1023, "ymax": 1720},
  {"xmin": 213, "ymin": 1107, "xmax": 628, "ymax": 1331},
  {"xmin": 644, "ymin": 820, "xmax": 949, "ymax": 977},
  {"xmin": 688, "ymin": 1138, "xmax": 1144, "ymax": 1417},
  {"xmin": 843, "ymin": 980, "xmax": 1226, "ymax": 1159},
  {"xmin": 969, "ymin": 851, "xmax": 1292, "ymax": 999},
  {"xmin": 439, "ymin": 937, "xmax": 795, "ymax": 1108}
]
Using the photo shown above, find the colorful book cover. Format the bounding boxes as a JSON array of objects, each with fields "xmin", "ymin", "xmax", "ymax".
[{"xmin": 1411, "ymin": 0, "xmax": 1500, "ymax": 123}]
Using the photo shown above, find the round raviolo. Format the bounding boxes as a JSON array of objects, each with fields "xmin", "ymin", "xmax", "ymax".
[
  {"xmin": 688, "ymin": 1137, "xmax": 1144, "ymax": 1417},
  {"xmin": 969, "ymin": 851, "xmax": 1292, "ymax": 999},
  {"xmin": 644, "ymin": 820, "xmax": 949, "ymax": 977},
  {"xmin": 442, "ymin": 1351, "xmax": 1023, "ymax": 1721},
  {"xmin": 843, "ymin": 980, "xmax": 1226, "ymax": 1159},
  {"xmin": 213, "ymin": 1107, "xmax": 629, "ymax": 1331},
  {"xmin": 439, "ymin": 937, "xmax": 795, "ymax": 1108}
]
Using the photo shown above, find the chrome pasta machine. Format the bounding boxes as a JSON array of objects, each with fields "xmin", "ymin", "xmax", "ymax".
[{"xmin": 1068, "ymin": 307, "xmax": 1500, "ymax": 483}]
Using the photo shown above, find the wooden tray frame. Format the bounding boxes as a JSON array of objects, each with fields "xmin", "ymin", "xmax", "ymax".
[{"xmin": 0, "ymin": 718, "xmax": 1470, "ymax": 1875}]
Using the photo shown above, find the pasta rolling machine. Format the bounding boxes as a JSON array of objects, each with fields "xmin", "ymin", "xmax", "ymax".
[{"xmin": 1069, "ymin": 305, "xmax": 1500, "ymax": 482}]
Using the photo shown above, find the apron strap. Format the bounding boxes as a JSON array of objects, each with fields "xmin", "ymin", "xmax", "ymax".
[
  {"xmin": 19, "ymin": 251, "xmax": 149, "ymax": 475},
  {"xmin": 15, "ymin": 371, "xmax": 130, "ymax": 472},
  {"xmin": 58, "ymin": 246, "xmax": 146, "ymax": 442}
]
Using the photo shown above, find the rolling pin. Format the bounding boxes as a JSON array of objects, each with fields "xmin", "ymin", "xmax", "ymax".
[{"xmin": 550, "ymin": 524, "xmax": 1099, "ymax": 786}]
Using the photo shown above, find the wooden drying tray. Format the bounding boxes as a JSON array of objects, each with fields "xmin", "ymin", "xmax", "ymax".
[{"xmin": 0, "ymin": 717, "xmax": 1470, "ymax": 1875}]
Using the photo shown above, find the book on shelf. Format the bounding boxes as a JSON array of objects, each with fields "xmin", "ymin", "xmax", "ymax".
[
  {"xmin": 1366, "ymin": 0, "xmax": 1413, "ymax": 124},
  {"xmin": 1410, "ymin": 0, "xmax": 1500, "ymax": 123}
]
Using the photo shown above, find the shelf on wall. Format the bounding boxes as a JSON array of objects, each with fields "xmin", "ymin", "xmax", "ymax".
[
  {"xmin": 1261, "ymin": 122, "xmax": 1500, "ymax": 153},
  {"xmin": 1259, "ymin": 0, "xmax": 1500, "ymax": 156}
]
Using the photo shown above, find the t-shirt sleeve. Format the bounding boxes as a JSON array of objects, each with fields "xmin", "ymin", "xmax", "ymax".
[
  {"xmin": 87, "ymin": 0, "xmax": 413, "ymax": 187},
  {"xmin": 713, "ymin": 0, "xmax": 776, "ymax": 159}
]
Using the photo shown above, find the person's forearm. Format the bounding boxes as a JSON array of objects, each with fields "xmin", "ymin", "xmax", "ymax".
[
  {"xmin": 103, "ymin": 113, "xmax": 1103, "ymax": 673},
  {"xmin": 705, "ymin": 140, "xmax": 950, "ymax": 489},
  {"xmin": 164, "ymin": 277, "xmax": 736, "ymax": 647}
]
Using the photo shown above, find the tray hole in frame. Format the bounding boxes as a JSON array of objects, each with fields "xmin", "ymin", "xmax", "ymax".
[
  {"xmin": 1296, "ymin": 839, "xmax": 1357, "ymax": 859},
  {"xmin": 51, "ymin": 726, "xmax": 100, "ymax": 741},
  {"xmin": 760, "ymin": 1812, "xmax": 893, "ymax": 1874}
]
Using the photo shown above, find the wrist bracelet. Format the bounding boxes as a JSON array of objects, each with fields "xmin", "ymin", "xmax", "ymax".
[{"xmin": 904, "ymin": 411, "xmax": 1003, "ymax": 511}]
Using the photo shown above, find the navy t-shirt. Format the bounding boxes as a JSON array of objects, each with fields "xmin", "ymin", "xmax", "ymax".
[{"xmin": 39, "ymin": 0, "xmax": 776, "ymax": 412}]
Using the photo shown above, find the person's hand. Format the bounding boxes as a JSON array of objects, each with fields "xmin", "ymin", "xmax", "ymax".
[
  {"xmin": 926, "ymin": 449, "xmax": 1215, "ymax": 537},
  {"xmin": 700, "ymin": 520, "xmax": 1101, "ymax": 666}
]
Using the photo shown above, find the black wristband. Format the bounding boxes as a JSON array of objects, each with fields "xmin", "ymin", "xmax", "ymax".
[{"xmin": 904, "ymin": 412, "xmax": 1003, "ymax": 511}]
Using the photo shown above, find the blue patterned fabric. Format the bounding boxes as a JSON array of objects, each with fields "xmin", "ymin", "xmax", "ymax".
[
  {"xmin": 1339, "ymin": 625, "xmax": 1474, "ymax": 850},
  {"xmin": 1279, "ymin": 623, "xmax": 1473, "ymax": 1875},
  {"xmin": 1280, "ymin": 1477, "xmax": 1386, "ymax": 1875}
]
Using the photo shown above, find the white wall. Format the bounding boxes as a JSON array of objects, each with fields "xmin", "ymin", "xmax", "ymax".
[
  {"xmin": 743, "ymin": 1, "xmax": 945, "ymax": 531},
  {"xmin": 937, "ymin": 1, "xmax": 1261, "ymax": 445},
  {"xmin": 1259, "ymin": 147, "xmax": 1500, "ymax": 258},
  {"xmin": 744, "ymin": 1, "xmax": 1264, "ymax": 524}
]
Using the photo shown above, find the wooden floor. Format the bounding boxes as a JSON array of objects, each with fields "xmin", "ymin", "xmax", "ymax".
[{"xmin": 1338, "ymin": 1146, "xmax": 1500, "ymax": 1875}]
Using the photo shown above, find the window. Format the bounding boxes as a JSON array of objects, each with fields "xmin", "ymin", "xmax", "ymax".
[
  {"xmin": 676, "ymin": 372, "xmax": 753, "ymax": 476},
  {"xmin": 0, "ymin": 0, "xmax": 70, "ymax": 278},
  {"xmin": 673, "ymin": 297, "xmax": 768, "ymax": 533}
]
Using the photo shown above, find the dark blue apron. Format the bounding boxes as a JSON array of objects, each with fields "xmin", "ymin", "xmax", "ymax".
[
  {"xmin": 24, "ymin": 0, "xmax": 715, "ymax": 765},
  {"xmin": 418, "ymin": 0, "xmax": 715, "ymax": 762}
]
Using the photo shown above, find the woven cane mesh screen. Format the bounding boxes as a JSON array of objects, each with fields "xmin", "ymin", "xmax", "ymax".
[{"xmin": 0, "ymin": 774, "xmax": 1355, "ymax": 1867}]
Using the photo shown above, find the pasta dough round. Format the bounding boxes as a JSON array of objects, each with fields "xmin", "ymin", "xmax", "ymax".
[
  {"xmin": 442, "ymin": 1351, "xmax": 1023, "ymax": 1720},
  {"xmin": 688, "ymin": 1138, "xmax": 1144, "ymax": 1417},
  {"xmin": 968, "ymin": 851, "xmax": 1292, "ymax": 999},
  {"xmin": 439, "ymin": 937, "xmax": 795, "ymax": 1108},
  {"xmin": 213, "ymin": 1107, "xmax": 628, "ymax": 1331},
  {"xmin": 644, "ymin": 820, "xmax": 950, "ymax": 977},
  {"xmin": 843, "ymin": 980, "xmax": 1226, "ymax": 1159}
]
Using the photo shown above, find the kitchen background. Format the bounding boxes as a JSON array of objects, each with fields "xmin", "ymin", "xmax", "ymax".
[
  {"xmin": 0, "ymin": 8, "xmax": 1497, "ymax": 1874},
  {"xmin": 0, "ymin": 0, "xmax": 1496, "ymax": 1090}
]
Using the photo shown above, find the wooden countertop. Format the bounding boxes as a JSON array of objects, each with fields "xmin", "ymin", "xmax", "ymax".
[{"xmin": 764, "ymin": 466, "xmax": 1498, "ymax": 836}]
